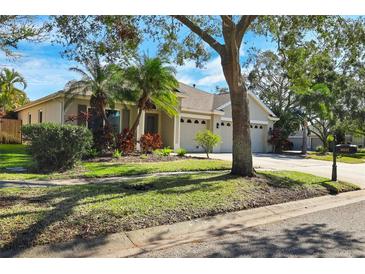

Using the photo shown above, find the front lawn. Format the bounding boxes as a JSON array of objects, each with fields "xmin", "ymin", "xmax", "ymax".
[
  {"xmin": 0, "ymin": 144, "xmax": 32, "ymax": 170},
  {"xmin": 0, "ymin": 170, "xmax": 359, "ymax": 253},
  {"xmin": 306, "ymin": 151, "xmax": 365, "ymax": 164},
  {"xmin": 0, "ymin": 144, "xmax": 231, "ymax": 180}
]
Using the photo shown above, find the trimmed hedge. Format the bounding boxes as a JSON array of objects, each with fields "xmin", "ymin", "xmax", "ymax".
[{"xmin": 22, "ymin": 123, "xmax": 93, "ymax": 173}]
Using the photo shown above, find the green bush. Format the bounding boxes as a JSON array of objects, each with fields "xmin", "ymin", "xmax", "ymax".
[
  {"xmin": 22, "ymin": 123, "xmax": 93, "ymax": 173},
  {"xmin": 82, "ymin": 147, "xmax": 99, "ymax": 159},
  {"xmin": 112, "ymin": 149, "xmax": 122, "ymax": 159},
  {"xmin": 195, "ymin": 130, "xmax": 221, "ymax": 158},
  {"xmin": 153, "ymin": 147, "xmax": 173, "ymax": 157},
  {"xmin": 176, "ymin": 148, "xmax": 187, "ymax": 157},
  {"xmin": 316, "ymin": 145, "xmax": 326, "ymax": 154}
]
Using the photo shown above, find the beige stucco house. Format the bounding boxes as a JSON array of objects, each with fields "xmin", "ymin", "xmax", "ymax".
[{"xmin": 16, "ymin": 82, "xmax": 279, "ymax": 153}]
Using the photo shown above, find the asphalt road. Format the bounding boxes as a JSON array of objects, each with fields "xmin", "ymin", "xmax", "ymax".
[
  {"xmin": 136, "ymin": 200, "xmax": 365, "ymax": 257},
  {"xmin": 190, "ymin": 153, "xmax": 365, "ymax": 188}
]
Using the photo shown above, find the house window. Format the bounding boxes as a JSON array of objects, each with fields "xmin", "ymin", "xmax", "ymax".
[
  {"xmin": 145, "ymin": 113, "xmax": 158, "ymax": 134},
  {"xmin": 180, "ymin": 118, "xmax": 184, "ymax": 123},
  {"xmin": 187, "ymin": 119, "xmax": 192, "ymax": 123},
  {"xmin": 28, "ymin": 113, "xmax": 31, "ymax": 125},
  {"xmin": 38, "ymin": 110, "xmax": 43, "ymax": 123},
  {"xmin": 122, "ymin": 109, "xmax": 130, "ymax": 130},
  {"xmin": 227, "ymin": 123, "xmax": 231, "ymax": 127},
  {"xmin": 259, "ymin": 125, "xmax": 263, "ymax": 129},
  {"xmin": 106, "ymin": 110, "xmax": 121, "ymax": 133},
  {"xmin": 201, "ymin": 120, "xmax": 206, "ymax": 124},
  {"xmin": 221, "ymin": 122, "xmax": 225, "ymax": 126},
  {"xmin": 194, "ymin": 120, "xmax": 199, "ymax": 124},
  {"xmin": 254, "ymin": 125, "xmax": 258, "ymax": 128}
]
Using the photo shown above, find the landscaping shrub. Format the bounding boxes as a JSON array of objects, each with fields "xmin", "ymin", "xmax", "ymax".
[
  {"xmin": 22, "ymin": 123, "xmax": 93, "ymax": 173},
  {"xmin": 115, "ymin": 128, "xmax": 135, "ymax": 155},
  {"xmin": 316, "ymin": 145, "xmax": 326, "ymax": 154},
  {"xmin": 82, "ymin": 147, "xmax": 99, "ymax": 159},
  {"xmin": 0, "ymin": 132, "xmax": 19, "ymax": 144},
  {"xmin": 195, "ymin": 130, "xmax": 221, "ymax": 158},
  {"xmin": 176, "ymin": 148, "xmax": 187, "ymax": 157},
  {"xmin": 140, "ymin": 133, "xmax": 162, "ymax": 153},
  {"xmin": 112, "ymin": 149, "xmax": 122, "ymax": 159},
  {"xmin": 153, "ymin": 147, "xmax": 173, "ymax": 157}
]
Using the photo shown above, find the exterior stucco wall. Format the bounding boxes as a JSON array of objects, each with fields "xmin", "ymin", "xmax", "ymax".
[
  {"xmin": 18, "ymin": 99, "xmax": 63, "ymax": 125},
  {"xmin": 160, "ymin": 112, "xmax": 175, "ymax": 148}
]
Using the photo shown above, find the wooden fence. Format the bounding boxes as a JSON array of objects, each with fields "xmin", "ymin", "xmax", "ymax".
[{"xmin": 0, "ymin": 118, "xmax": 22, "ymax": 144}]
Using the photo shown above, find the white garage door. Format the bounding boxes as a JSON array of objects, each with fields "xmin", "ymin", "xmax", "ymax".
[
  {"xmin": 180, "ymin": 118, "xmax": 208, "ymax": 152},
  {"xmin": 220, "ymin": 122, "xmax": 266, "ymax": 153}
]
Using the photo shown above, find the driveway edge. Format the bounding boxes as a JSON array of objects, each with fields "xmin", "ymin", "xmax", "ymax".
[{"xmin": 4, "ymin": 189, "xmax": 365, "ymax": 258}]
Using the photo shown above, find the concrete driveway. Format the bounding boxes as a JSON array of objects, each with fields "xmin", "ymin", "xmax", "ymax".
[{"xmin": 190, "ymin": 153, "xmax": 365, "ymax": 188}]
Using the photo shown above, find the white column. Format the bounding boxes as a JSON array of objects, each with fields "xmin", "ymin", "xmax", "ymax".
[
  {"xmin": 173, "ymin": 114, "xmax": 181, "ymax": 150},
  {"xmin": 136, "ymin": 110, "xmax": 145, "ymax": 151}
]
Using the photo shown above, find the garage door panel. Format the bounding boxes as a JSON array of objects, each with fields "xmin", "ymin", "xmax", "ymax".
[
  {"xmin": 180, "ymin": 119, "xmax": 208, "ymax": 152},
  {"xmin": 220, "ymin": 122, "xmax": 267, "ymax": 153}
]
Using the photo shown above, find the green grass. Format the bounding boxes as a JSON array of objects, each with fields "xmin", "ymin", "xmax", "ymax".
[
  {"xmin": 0, "ymin": 144, "xmax": 231, "ymax": 180},
  {"xmin": 0, "ymin": 144, "xmax": 32, "ymax": 170},
  {"xmin": 0, "ymin": 170, "xmax": 359, "ymax": 252},
  {"xmin": 307, "ymin": 151, "xmax": 365, "ymax": 164}
]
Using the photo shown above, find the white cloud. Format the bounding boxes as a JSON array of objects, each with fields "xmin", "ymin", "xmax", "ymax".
[{"xmin": 175, "ymin": 56, "xmax": 226, "ymax": 90}]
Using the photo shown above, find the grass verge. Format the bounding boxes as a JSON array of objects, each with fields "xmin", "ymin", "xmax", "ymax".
[
  {"xmin": 0, "ymin": 170, "xmax": 359, "ymax": 253},
  {"xmin": 306, "ymin": 151, "xmax": 365, "ymax": 164}
]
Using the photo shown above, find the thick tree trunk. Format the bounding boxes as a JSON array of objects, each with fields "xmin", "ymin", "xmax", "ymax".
[
  {"xmin": 301, "ymin": 120, "xmax": 308, "ymax": 155},
  {"xmin": 221, "ymin": 55, "xmax": 254, "ymax": 177}
]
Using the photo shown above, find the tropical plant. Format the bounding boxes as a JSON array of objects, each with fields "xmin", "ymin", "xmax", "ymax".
[
  {"xmin": 115, "ymin": 128, "xmax": 135, "ymax": 155},
  {"xmin": 139, "ymin": 132, "xmax": 163, "ymax": 154},
  {"xmin": 176, "ymin": 148, "xmax": 187, "ymax": 157},
  {"xmin": 119, "ymin": 56, "xmax": 179, "ymax": 136},
  {"xmin": 64, "ymin": 54, "xmax": 125, "ymax": 151},
  {"xmin": 153, "ymin": 147, "xmax": 173, "ymax": 157},
  {"xmin": 0, "ymin": 68, "xmax": 29, "ymax": 112},
  {"xmin": 195, "ymin": 130, "xmax": 221, "ymax": 159},
  {"xmin": 112, "ymin": 149, "xmax": 122, "ymax": 159}
]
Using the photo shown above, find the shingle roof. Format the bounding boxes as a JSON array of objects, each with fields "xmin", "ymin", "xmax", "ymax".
[{"xmin": 177, "ymin": 82, "xmax": 216, "ymax": 112}]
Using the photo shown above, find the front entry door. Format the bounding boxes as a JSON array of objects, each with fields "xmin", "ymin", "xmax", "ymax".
[{"xmin": 145, "ymin": 113, "xmax": 158, "ymax": 134}]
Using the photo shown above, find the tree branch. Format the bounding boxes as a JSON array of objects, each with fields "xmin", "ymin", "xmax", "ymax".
[
  {"xmin": 172, "ymin": 15, "xmax": 224, "ymax": 55},
  {"xmin": 236, "ymin": 15, "xmax": 257, "ymax": 46}
]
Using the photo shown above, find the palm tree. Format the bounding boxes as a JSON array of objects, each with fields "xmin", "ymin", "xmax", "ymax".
[
  {"xmin": 120, "ymin": 56, "xmax": 179, "ymax": 136},
  {"xmin": 0, "ymin": 68, "xmax": 28, "ymax": 113},
  {"xmin": 65, "ymin": 55, "xmax": 123, "ymax": 130}
]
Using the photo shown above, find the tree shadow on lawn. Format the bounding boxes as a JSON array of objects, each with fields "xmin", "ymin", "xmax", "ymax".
[
  {"xmin": 204, "ymin": 223, "xmax": 365, "ymax": 258},
  {"xmin": 0, "ymin": 171, "xmax": 344, "ymax": 257},
  {"xmin": 0, "ymin": 173, "xmax": 233, "ymax": 257}
]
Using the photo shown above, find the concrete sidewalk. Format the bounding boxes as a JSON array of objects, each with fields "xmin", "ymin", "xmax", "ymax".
[{"xmin": 3, "ymin": 189, "xmax": 365, "ymax": 258}]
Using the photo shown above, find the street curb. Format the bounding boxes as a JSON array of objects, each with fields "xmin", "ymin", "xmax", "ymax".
[{"xmin": 3, "ymin": 189, "xmax": 365, "ymax": 258}]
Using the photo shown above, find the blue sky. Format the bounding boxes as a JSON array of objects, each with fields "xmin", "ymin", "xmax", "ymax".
[{"xmin": 0, "ymin": 19, "xmax": 274, "ymax": 101}]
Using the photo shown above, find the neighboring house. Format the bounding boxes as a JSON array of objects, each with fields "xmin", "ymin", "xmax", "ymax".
[
  {"xmin": 288, "ymin": 127, "xmax": 323, "ymax": 151},
  {"xmin": 289, "ymin": 127, "xmax": 365, "ymax": 151},
  {"xmin": 15, "ymin": 82, "xmax": 279, "ymax": 153}
]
